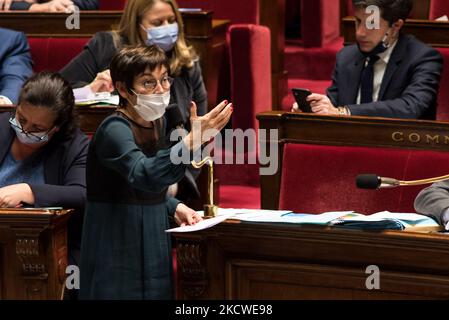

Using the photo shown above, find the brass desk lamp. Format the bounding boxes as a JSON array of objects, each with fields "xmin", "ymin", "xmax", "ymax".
[{"xmin": 191, "ymin": 156, "xmax": 218, "ymax": 218}]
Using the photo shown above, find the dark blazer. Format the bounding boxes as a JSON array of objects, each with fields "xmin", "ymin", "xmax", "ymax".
[
  {"xmin": 60, "ymin": 31, "xmax": 208, "ymax": 129},
  {"xmin": 0, "ymin": 112, "xmax": 89, "ymax": 258},
  {"xmin": 10, "ymin": 0, "xmax": 98, "ymax": 10},
  {"xmin": 0, "ymin": 28, "xmax": 32, "ymax": 104},
  {"xmin": 327, "ymin": 34, "xmax": 443, "ymax": 119}
]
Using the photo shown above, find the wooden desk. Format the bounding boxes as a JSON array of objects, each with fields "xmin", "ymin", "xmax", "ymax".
[
  {"xmin": 0, "ymin": 11, "xmax": 229, "ymax": 107},
  {"xmin": 342, "ymin": 16, "xmax": 449, "ymax": 48},
  {"xmin": 174, "ymin": 219, "xmax": 449, "ymax": 299},
  {"xmin": 0, "ymin": 208, "xmax": 72, "ymax": 300},
  {"xmin": 257, "ymin": 111, "xmax": 449, "ymax": 209}
]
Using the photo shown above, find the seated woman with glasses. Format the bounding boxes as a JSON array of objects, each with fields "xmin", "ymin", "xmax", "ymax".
[
  {"xmin": 80, "ymin": 45, "xmax": 232, "ymax": 300},
  {"xmin": 0, "ymin": 71, "xmax": 89, "ymax": 271}
]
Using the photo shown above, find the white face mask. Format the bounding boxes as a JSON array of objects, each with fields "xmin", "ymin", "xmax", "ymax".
[
  {"xmin": 9, "ymin": 117, "xmax": 52, "ymax": 145},
  {"xmin": 131, "ymin": 90, "xmax": 170, "ymax": 121}
]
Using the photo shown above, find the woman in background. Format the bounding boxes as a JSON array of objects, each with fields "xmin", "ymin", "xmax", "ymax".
[{"xmin": 0, "ymin": 71, "xmax": 89, "ymax": 272}]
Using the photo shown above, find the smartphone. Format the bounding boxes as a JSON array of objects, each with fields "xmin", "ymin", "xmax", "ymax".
[{"xmin": 292, "ymin": 88, "xmax": 312, "ymax": 113}]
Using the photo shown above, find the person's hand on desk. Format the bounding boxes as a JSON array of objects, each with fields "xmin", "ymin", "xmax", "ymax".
[
  {"xmin": 29, "ymin": 0, "xmax": 74, "ymax": 13},
  {"xmin": 89, "ymin": 69, "xmax": 114, "ymax": 94},
  {"xmin": 174, "ymin": 203, "xmax": 203, "ymax": 226},
  {"xmin": 292, "ymin": 94, "xmax": 339, "ymax": 116},
  {"xmin": 0, "ymin": 0, "xmax": 35, "ymax": 11},
  {"xmin": 0, "ymin": 184, "xmax": 34, "ymax": 208},
  {"xmin": 183, "ymin": 100, "xmax": 233, "ymax": 151}
]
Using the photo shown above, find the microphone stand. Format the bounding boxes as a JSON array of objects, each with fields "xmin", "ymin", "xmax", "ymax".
[
  {"xmin": 398, "ymin": 173, "xmax": 449, "ymax": 186},
  {"xmin": 191, "ymin": 156, "xmax": 218, "ymax": 218}
]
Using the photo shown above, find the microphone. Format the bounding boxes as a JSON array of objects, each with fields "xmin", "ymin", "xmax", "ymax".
[{"xmin": 356, "ymin": 173, "xmax": 449, "ymax": 190}]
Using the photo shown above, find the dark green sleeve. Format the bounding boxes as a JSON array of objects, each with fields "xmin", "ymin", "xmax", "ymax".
[
  {"xmin": 94, "ymin": 117, "xmax": 189, "ymax": 193},
  {"xmin": 166, "ymin": 197, "xmax": 181, "ymax": 217}
]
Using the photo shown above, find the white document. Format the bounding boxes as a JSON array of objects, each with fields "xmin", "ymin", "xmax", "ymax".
[
  {"xmin": 369, "ymin": 211, "xmax": 434, "ymax": 222},
  {"xmin": 234, "ymin": 211, "xmax": 354, "ymax": 224},
  {"xmin": 76, "ymin": 93, "xmax": 120, "ymax": 105},
  {"xmin": 165, "ymin": 213, "xmax": 235, "ymax": 233}
]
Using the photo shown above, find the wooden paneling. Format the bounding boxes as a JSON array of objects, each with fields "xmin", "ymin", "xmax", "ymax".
[
  {"xmin": 0, "ymin": 208, "xmax": 72, "ymax": 300},
  {"xmin": 342, "ymin": 17, "xmax": 449, "ymax": 48},
  {"xmin": 175, "ymin": 220, "xmax": 449, "ymax": 299},
  {"xmin": 257, "ymin": 111, "xmax": 449, "ymax": 210},
  {"xmin": 0, "ymin": 11, "xmax": 120, "ymax": 37}
]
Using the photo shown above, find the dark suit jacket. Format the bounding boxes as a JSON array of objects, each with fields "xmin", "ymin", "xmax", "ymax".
[
  {"xmin": 0, "ymin": 112, "xmax": 89, "ymax": 260},
  {"xmin": 327, "ymin": 34, "xmax": 443, "ymax": 119},
  {"xmin": 10, "ymin": 0, "xmax": 98, "ymax": 10},
  {"xmin": 0, "ymin": 28, "xmax": 32, "ymax": 104}
]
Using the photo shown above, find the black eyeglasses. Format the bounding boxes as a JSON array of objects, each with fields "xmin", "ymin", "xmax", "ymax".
[{"xmin": 9, "ymin": 117, "xmax": 53, "ymax": 143}]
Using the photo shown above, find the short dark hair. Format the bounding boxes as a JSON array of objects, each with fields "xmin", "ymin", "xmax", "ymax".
[
  {"xmin": 110, "ymin": 45, "xmax": 170, "ymax": 107},
  {"xmin": 352, "ymin": 0, "xmax": 413, "ymax": 25},
  {"xmin": 18, "ymin": 71, "xmax": 77, "ymax": 136}
]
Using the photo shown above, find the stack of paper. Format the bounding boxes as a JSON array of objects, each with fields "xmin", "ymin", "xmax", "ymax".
[{"xmin": 165, "ymin": 209, "xmax": 441, "ymax": 233}]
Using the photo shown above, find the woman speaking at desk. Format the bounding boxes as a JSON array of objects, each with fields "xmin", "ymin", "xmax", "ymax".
[
  {"xmin": 0, "ymin": 71, "xmax": 89, "ymax": 268},
  {"xmin": 61, "ymin": 0, "xmax": 209, "ymax": 203},
  {"xmin": 79, "ymin": 45, "xmax": 232, "ymax": 299}
]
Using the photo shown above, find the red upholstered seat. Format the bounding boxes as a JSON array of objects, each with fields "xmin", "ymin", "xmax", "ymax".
[
  {"xmin": 214, "ymin": 24, "xmax": 269, "ymax": 209},
  {"xmin": 301, "ymin": 0, "xmax": 341, "ymax": 48},
  {"xmin": 279, "ymin": 143, "xmax": 449, "ymax": 214},
  {"xmin": 430, "ymin": 0, "xmax": 449, "ymax": 20},
  {"xmin": 227, "ymin": 24, "xmax": 271, "ymax": 131},
  {"xmin": 28, "ymin": 37, "xmax": 89, "ymax": 72}
]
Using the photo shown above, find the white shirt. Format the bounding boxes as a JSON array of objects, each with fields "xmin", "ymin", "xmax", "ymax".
[{"xmin": 356, "ymin": 40, "xmax": 398, "ymax": 104}]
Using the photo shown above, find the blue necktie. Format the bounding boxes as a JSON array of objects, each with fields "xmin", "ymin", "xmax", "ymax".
[{"xmin": 360, "ymin": 55, "xmax": 380, "ymax": 104}]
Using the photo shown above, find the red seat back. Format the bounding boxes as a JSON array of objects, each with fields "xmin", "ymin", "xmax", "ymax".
[
  {"xmin": 430, "ymin": 0, "xmax": 449, "ymax": 20},
  {"xmin": 227, "ymin": 24, "xmax": 271, "ymax": 131},
  {"xmin": 301, "ymin": 0, "xmax": 341, "ymax": 48},
  {"xmin": 279, "ymin": 143, "xmax": 449, "ymax": 214},
  {"xmin": 28, "ymin": 37, "xmax": 89, "ymax": 72}
]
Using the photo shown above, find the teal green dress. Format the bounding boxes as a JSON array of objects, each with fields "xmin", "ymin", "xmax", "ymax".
[{"xmin": 80, "ymin": 113, "xmax": 188, "ymax": 300}]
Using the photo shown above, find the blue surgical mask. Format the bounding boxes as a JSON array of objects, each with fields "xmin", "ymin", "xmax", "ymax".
[
  {"xmin": 9, "ymin": 117, "xmax": 52, "ymax": 145},
  {"xmin": 142, "ymin": 22, "xmax": 179, "ymax": 52},
  {"xmin": 358, "ymin": 30, "xmax": 391, "ymax": 57}
]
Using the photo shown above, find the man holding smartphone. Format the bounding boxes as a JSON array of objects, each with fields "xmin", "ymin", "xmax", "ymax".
[{"xmin": 292, "ymin": 0, "xmax": 443, "ymax": 119}]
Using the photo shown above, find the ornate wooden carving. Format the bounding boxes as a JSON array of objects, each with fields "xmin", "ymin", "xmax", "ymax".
[
  {"xmin": 0, "ymin": 209, "xmax": 71, "ymax": 299},
  {"xmin": 176, "ymin": 240, "xmax": 208, "ymax": 298},
  {"xmin": 174, "ymin": 220, "xmax": 449, "ymax": 299}
]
